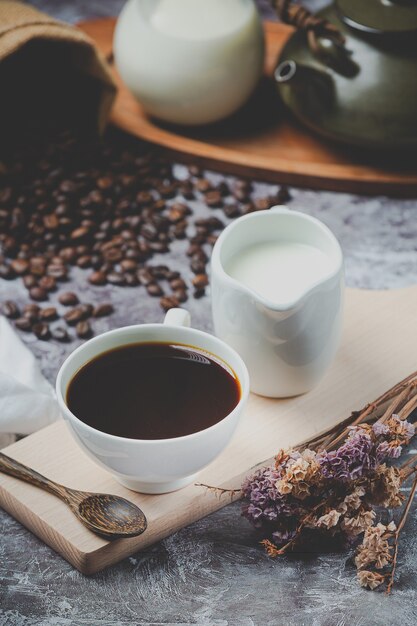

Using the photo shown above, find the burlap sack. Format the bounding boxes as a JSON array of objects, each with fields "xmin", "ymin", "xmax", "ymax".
[{"xmin": 0, "ymin": 0, "xmax": 116, "ymax": 141}]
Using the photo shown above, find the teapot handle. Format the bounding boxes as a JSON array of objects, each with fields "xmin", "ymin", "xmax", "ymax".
[
  {"xmin": 272, "ymin": 0, "xmax": 345, "ymax": 52},
  {"xmin": 273, "ymin": 0, "xmax": 357, "ymax": 75}
]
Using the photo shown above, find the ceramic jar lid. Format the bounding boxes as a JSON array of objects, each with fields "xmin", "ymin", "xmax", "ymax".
[{"xmin": 337, "ymin": 0, "xmax": 417, "ymax": 34}]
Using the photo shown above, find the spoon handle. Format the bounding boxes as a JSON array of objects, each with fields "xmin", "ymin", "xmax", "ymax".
[{"xmin": 0, "ymin": 452, "xmax": 68, "ymax": 501}]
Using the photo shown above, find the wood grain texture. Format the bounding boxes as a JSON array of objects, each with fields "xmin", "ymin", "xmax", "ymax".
[
  {"xmin": 78, "ymin": 18, "xmax": 417, "ymax": 196},
  {"xmin": 0, "ymin": 452, "xmax": 147, "ymax": 540},
  {"xmin": 1, "ymin": 286, "xmax": 417, "ymax": 574}
]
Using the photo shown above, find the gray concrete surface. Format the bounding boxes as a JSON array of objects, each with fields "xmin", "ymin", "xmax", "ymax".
[{"xmin": 1, "ymin": 1, "xmax": 417, "ymax": 625}]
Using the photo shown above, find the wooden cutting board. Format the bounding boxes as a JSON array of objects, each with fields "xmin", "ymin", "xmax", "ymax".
[
  {"xmin": 78, "ymin": 18, "xmax": 417, "ymax": 196},
  {"xmin": 1, "ymin": 286, "xmax": 417, "ymax": 575}
]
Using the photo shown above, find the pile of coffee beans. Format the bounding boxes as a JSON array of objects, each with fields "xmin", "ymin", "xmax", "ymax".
[{"xmin": 0, "ymin": 128, "xmax": 290, "ymax": 342}]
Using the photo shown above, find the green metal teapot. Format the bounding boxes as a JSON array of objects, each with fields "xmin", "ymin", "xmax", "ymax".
[{"xmin": 274, "ymin": 0, "xmax": 417, "ymax": 150}]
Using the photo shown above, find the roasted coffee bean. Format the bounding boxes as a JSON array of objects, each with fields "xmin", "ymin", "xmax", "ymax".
[
  {"xmin": 217, "ymin": 181, "xmax": 230, "ymax": 197},
  {"xmin": 47, "ymin": 264, "xmax": 68, "ymax": 280},
  {"xmin": 170, "ymin": 278, "xmax": 187, "ymax": 291},
  {"xmin": 76, "ymin": 245, "xmax": 90, "ymax": 257},
  {"xmin": 104, "ymin": 247, "xmax": 123, "ymax": 263},
  {"xmin": 190, "ymin": 257, "xmax": 207, "ymax": 274},
  {"xmin": 137, "ymin": 268, "xmax": 154, "ymax": 286},
  {"xmin": 123, "ymin": 273, "xmax": 137, "ymax": 287},
  {"xmin": 79, "ymin": 304, "xmax": 94, "ymax": 319},
  {"xmin": 43, "ymin": 214, "xmax": 59, "ymax": 230},
  {"xmin": 224, "ymin": 203, "xmax": 240, "ymax": 218},
  {"xmin": 23, "ymin": 303, "xmax": 40, "ymax": 318},
  {"xmin": 0, "ymin": 264, "xmax": 14, "ymax": 280},
  {"xmin": 207, "ymin": 234, "xmax": 219, "ymax": 246},
  {"xmin": 88, "ymin": 271, "xmax": 107, "ymax": 286},
  {"xmin": 166, "ymin": 270, "xmax": 180, "ymax": 281},
  {"xmin": 158, "ymin": 184, "xmax": 176, "ymax": 199},
  {"xmin": 196, "ymin": 178, "xmax": 212, "ymax": 193},
  {"xmin": 189, "ymin": 234, "xmax": 207, "ymax": 245},
  {"xmin": 180, "ymin": 185, "xmax": 195, "ymax": 200},
  {"xmin": 204, "ymin": 190, "xmax": 222, "ymax": 208},
  {"xmin": 120, "ymin": 259, "xmax": 137, "ymax": 273},
  {"xmin": 10, "ymin": 259, "xmax": 29, "ymax": 275},
  {"xmin": 173, "ymin": 220, "xmax": 188, "ymax": 238},
  {"xmin": 195, "ymin": 225, "xmax": 209, "ymax": 237},
  {"xmin": 191, "ymin": 247, "xmax": 208, "ymax": 263},
  {"xmin": 93, "ymin": 303, "xmax": 114, "ymax": 318},
  {"xmin": 2, "ymin": 300, "xmax": 20, "ymax": 319},
  {"xmin": 173, "ymin": 289, "xmax": 188, "ymax": 303},
  {"xmin": 160, "ymin": 295, "xmax": 180, "ymax": 311},
  {"xmin": 192, "ymin": 274, "xmax": 209, "ymax": 289},
  {"xmin": 58, "ymin": 291, "xmax": 79, "ymax": 306},
  {"xmin": 70, "ymin": 226, "xmax": 90, "ymax": 240},
  {"xmin": 76, "ymin": 321, "xmax": 92, "ymax": 339},
  {"xmin": 241, "ymin": 202, "xmax": 255, "ymax": 215},
  {"xmin": 186, "ymin": 243, "xmax": 201, "ymax": 257},
  {"xmin": 125, "ymin": 248, "xmax": 141, "ymax": 261},
  {"xmin": 152, "ymin": 199, "xmax": 166, "ymax": 213},
  {"xmin": 194, "ymin": 289, "xmax": 206, "ymax": 299},
  {"xmin": 188, "ymin": 165, "xmax": 202, "ymax": 177},
  {"xmin": 39, "ymin": 275, "xmax": 57, "ymax": 292},
  {"xmin": 22, "ymin": 274, "xmax": 37, "ymax": 289},
  {"xmin": 33, "ymin": 322, "xmax": 51, "ymax": 340},
  {"xmin": 97, "ymin": 176, "xmax": 113, "ymax": 190},
  {"xmin": 15, "ymin": 316, "xmax": 33, "ymax": 331},
  {"xmin": 59, "ymin": 247, "xmax": 77, "ymax": 264},
  {"xmin": 64, "ymin": 307, "xmax": 85, "ymax": 325},
  {"xmin": 60, "ymin": 180, "xmax": 79, "ymax": 195},
  {"xmin": 233, "ymin": 179, "xmax": 252, "ymax": 198},
  {"xmin": 276, "ymin": 185, "xmax": 291, "ymax": 204},
  {"xmin": 107, "ymin": 271, "xmax": 126, "ymax": 286},
  {"xmin": 40, "ymin": 307, "xmax": 58, "ymax": 321},
  {"xmin": 51, "ymin": 326, "xmax": 70, "ymax": 342},
  {"xmin": 29, "ymin": 287, "xmax": 47, "ymax": 302},
  {"xmin": 147, "ymin": 282, "xmax": 164, "ymax": 297},
  {"xmin": 168, "ymin": 203, "xmax": 190, "ymax": 223},
  {"xmin": 136, "ymin": 191, "xmax": 153, "ymax": 205},
  {"xmin": 141, "ymin": 223, "xmax": 158, "ymax": 241},
  {"xmin": 232, "ymin": 187, "xmax": 250, "ymax": 202},
  {"xmin": 151, "ymin": 265, "xmax": 169, "ymax": 279},
  {"xmin": 76, "ymin": 255, "xmax": 92, "ymax": 268},
  {"xmin": 254, "ymin": 197, "xmax": 272, "ymax": 211}
]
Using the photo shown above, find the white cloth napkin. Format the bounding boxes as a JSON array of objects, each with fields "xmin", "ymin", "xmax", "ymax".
[{"xmin": 0, "ymin": 316, "xmax": 61, "ymax": 434}]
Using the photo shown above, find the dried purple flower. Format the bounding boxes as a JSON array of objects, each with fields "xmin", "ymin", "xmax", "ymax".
[
  {"xmin": 376, "ymin": 441, "xmax": 402, "ymax": 462},
  {"xmin": 242, "ymin": 467, "xmax": 297, "ymax": 528},
  {"xmin": 318, "ymin": 432, "xmax": 375, "ymax": 481},
  {"xmin": 372, "ymin": 420, "xmax": 389, "ymax": 437}
]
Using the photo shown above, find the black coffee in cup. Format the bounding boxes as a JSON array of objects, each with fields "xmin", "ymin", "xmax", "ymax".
[{"xmin": 66, "ymin": 342, "xmax": 240, "ymax": 440}]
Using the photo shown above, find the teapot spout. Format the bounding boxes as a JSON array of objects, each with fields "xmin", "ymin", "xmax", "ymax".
[{"xmin": 275, "ymin": 60, "xmax": 334, "ymax": 110}]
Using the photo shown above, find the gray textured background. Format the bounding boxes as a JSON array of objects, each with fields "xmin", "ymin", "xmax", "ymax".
[{"xmin": 1, "ymin": 1, "xmax": 417, "ymax": 625}]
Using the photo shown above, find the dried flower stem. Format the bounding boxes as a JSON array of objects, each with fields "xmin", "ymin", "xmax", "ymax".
[
  {"xmin": 386, "ymin": 470, "xmax": 417, "ymax": 594},
  {"xmin": 195, "ymin": 482, "xmax": 241, "ymax": 500},
  {"xmin": 317, "ymin": 373, "xmax": 417, "ymax": 452}
]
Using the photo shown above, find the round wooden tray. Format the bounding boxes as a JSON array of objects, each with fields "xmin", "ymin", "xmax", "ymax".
[{"xmin": 80, "ymin": 18, "xmax": 417, "ymax": 195}]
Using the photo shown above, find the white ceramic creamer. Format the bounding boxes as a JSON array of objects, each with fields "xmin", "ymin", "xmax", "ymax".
[
  {"xmin": 114, "ymin": 0, "xmax": 264, "ymax": 125},
  {"xmin": 211, "ymin": 207, "xmax": 344, "ymax": 398}
]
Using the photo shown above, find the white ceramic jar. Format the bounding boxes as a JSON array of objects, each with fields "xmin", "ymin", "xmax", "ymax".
[
  {"xmin": 211, "ymin": 207, "xmax": 344, "ymax": 398},
  {"xmin": 114, "ymin": 0, "xmax": 265, "ymax": 125}
]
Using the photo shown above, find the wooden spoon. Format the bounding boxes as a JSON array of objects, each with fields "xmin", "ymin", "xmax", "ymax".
[{"xmin": 0, "ymin": 452, "xmax": 147, "ymax": 540}]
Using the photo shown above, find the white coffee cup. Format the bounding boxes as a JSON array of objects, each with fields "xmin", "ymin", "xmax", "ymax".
[
  {"xmin": 211, "ymin": 207, "xmax": 344, "ymax": 398},
  {"xmin": 56, "ymin": 309, "xmax": 249, "ymax": 494}
]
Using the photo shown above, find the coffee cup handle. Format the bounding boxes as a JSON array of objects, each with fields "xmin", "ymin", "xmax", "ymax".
[{"xmin": 163, "ymin": 308, "xmax": 191, "ymax": 328}]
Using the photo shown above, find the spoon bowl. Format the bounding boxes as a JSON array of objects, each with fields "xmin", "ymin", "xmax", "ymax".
[
  {"xmin": 76, "ymin": 493, "xmax": 147, "ymax": 539},
  {"xmin": 0, "ymin": 452, "xmax": 147, "ymax": 540}
]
